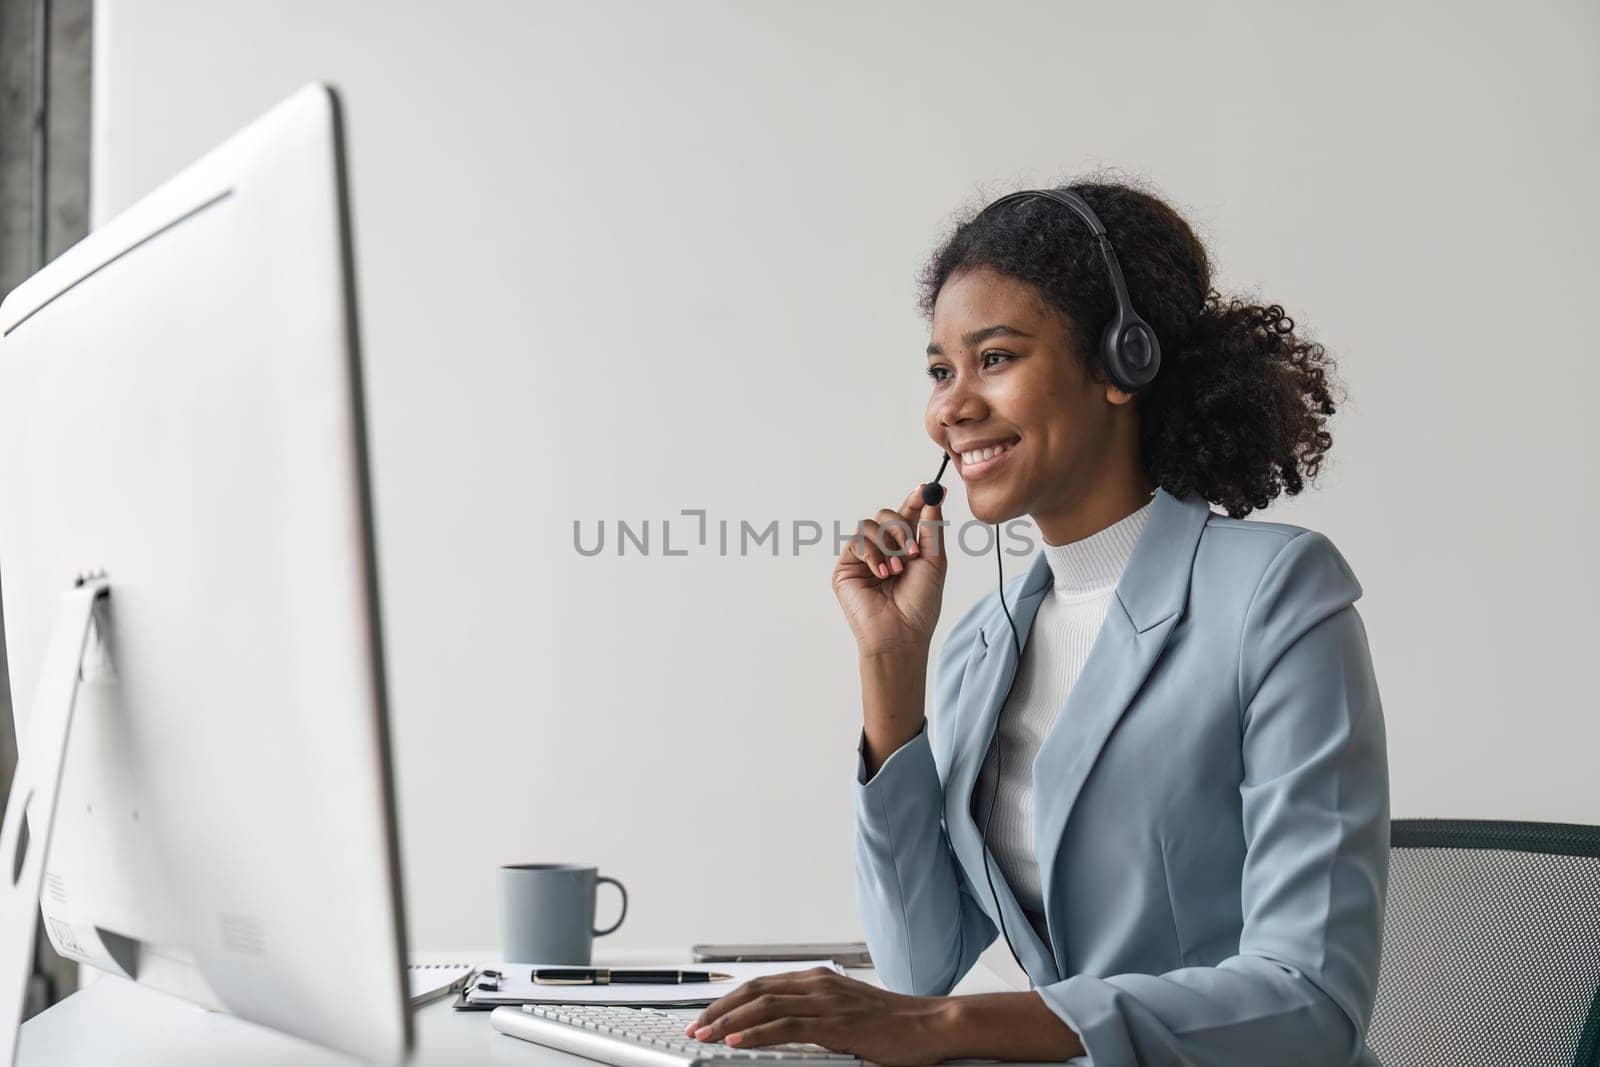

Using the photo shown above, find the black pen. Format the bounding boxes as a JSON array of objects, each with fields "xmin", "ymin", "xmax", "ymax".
[{"xmin": 531, "ymin": 968, "xmax": 735, "ymax": 985}]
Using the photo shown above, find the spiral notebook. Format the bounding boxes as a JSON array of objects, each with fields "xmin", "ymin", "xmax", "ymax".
[{"xmin": 408, "ymin": 962, "xmax": 478, "ymax": 1008}]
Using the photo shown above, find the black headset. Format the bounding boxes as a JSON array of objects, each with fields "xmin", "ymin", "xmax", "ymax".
[{"xmin": 918, "ymin": 186, "xmax": 1161, "ymax": 982}]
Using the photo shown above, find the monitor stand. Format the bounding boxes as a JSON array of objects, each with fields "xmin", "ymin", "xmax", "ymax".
[{"xmin": 0, "ymin": 576, "xmax": 109, "ymax": 1067}]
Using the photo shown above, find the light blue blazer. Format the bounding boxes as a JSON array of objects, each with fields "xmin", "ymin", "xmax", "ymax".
[{"xmin": 853, "ymin": 486, "xmax": 1389, "ymax": 1066}]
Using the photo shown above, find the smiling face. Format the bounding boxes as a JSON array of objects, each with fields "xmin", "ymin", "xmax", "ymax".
[{"xmin": 924, "ymin": 266, "xmax": 1150, "ymax": 543}]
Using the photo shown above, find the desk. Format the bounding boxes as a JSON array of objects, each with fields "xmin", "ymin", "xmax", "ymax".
[{"xmin": 18, "ymin": 949, "xmax": 1023, "ymax": 1065}]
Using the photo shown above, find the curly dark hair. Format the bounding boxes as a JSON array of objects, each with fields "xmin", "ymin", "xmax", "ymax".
[{"xmin": 916, "ymin": 176, "xmax": 1343, "ymax": 519}]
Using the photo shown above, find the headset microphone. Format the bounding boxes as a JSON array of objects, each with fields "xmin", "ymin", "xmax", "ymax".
[{"xmin": 921, "ymin": 454, "xmax": 950, "ymax": 507}]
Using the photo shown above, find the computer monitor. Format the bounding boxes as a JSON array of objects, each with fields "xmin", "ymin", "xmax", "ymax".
[{"xmin": 0, "ymin": 84, "xmax": 410, "ymax": 1062}]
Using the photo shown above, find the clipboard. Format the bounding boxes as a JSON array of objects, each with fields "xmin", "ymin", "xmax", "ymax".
[
  {"xmin": 451, "ymin": 960, "xmax": 842, "ymax": 1011},
  {"xmin": 409, "ymin": 963, "xmax": 478, "ymax": 1008}
]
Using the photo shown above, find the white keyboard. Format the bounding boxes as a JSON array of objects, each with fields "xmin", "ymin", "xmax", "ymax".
[{"xmin": 490, "ymin": 1004, "xmax": 862, "ymax": 1067}]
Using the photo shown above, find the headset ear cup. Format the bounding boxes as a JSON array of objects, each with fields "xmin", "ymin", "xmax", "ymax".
[
  {"xmin": 1100, "ymin": 312, "xmax": 1134, "ymax": 392},
  {"xmin": 1102, "ymin": 315, "xmax": 1161, "ymax": 393},
  {"xmin": 1121, "ymin": 320, "xmax": 1161, "ymax": 389}
]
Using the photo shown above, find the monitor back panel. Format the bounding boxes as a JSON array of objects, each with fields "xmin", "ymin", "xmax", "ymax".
[{"xmin": 0, "ymin": 84, "xmax": 409, "ymax": 1062}]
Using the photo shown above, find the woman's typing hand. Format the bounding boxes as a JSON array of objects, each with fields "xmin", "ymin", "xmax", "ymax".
[{"xmin": 683, "ymin": 967, "xmax": 955, "ymax": 1067}]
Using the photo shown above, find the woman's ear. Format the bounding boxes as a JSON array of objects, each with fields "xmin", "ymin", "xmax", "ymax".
[{"xmin": 1105, "ymin": 380, "xmax": 1139, "ymax": 407}]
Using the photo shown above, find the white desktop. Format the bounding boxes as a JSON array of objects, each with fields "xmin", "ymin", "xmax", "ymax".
[
  {"xmin": 16, "ymin": 947, "xmax": 1032, "ymax": 1066},
  {"xmin": 0, "ymin": 84, "xmax": 410, "ymax": 1063}
]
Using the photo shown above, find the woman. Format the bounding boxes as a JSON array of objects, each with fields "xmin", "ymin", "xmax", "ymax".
[{"xmin": 686, "ymin": 180, "xmax": 1389, "ymax": 1065}]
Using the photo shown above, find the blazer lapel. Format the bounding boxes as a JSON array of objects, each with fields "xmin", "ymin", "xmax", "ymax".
[
  {"xmin": 942, "ymin": 548, "xmax": 1058, "ymax": 978},
  {"xmin": 946, "ymin": 548, "xmax": 1052, "ymax": 820},
  {"xmin": 1031, "ymin": 487, "xmax": 1212, "ymax": 965}
]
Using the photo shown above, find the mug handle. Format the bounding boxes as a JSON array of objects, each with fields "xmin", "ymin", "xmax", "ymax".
[{"xmin": 593, "ymin": 875, "xmax": 628, "ymax": 937}]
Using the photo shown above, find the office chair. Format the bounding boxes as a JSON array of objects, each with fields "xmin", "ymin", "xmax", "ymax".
[{"xmin": 1366, "ymin": 819, "xmax": 1600, "ymax": 1067}]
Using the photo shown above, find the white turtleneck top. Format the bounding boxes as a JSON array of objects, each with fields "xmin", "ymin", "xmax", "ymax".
[{"xmin": 970, "ymin": 497, "xmax": 1154, "ymax": 945}]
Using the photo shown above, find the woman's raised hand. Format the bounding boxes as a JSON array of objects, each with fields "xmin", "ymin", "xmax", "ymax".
[{"xmin": 832, "ymin": 484, "xmax": 948, "ymax": 657}]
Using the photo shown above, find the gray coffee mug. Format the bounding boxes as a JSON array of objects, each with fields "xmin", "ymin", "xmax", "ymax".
[{"xmin": 499, "ymin": 863, "xmax": 628, "ymax": 965}]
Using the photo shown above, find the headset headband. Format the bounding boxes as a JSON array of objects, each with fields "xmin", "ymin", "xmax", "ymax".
[{"xmin": 973, "ymin": 187, "xmax": 1161, "ymax": 392}]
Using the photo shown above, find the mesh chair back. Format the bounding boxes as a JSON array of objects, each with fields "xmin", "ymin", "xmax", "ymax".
[{"xmin": 1367, "ymin": 820, "xmax": 1600, "ymax": 1067}]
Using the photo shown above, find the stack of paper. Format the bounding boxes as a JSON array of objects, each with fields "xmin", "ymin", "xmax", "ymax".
[{"xmin": 461, "ymin": 960, "xmax": 842, "ymax": 1009}]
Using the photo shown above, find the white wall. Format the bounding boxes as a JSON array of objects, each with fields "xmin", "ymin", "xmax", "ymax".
[{"xmin": 91, "ymin": 0, "xmax": 1600, "ymax": 955}]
